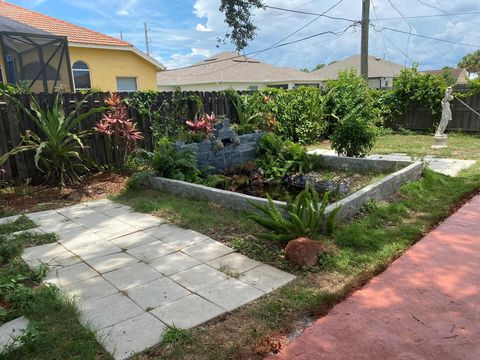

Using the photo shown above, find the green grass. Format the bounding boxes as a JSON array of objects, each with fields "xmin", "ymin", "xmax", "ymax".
[
  {"xmin": 0, "ymin": 218, "xmax": 110, "ymax": 359},
  {"xmin": 117, "ymin": 165, "xmax": 480, "ymax": 360}
]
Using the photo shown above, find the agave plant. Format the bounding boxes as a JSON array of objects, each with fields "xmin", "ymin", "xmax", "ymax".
[
  {"xmin": 2, "ymin": 92, "xmax": 105, "ymax": 186},
  {"xmin": 245, "ymin": 182, "xmax": 341, "ymax": 244}
]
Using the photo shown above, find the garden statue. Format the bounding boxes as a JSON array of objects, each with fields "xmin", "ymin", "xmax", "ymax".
[{"xmin": 432, "ymin": 86, "xmax": 454, "ymax": 149}]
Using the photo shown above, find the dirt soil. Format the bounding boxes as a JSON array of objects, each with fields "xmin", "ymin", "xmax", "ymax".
[{"xmin": 0, "ymin": 172, "xmax": 129, "ymax": 215}]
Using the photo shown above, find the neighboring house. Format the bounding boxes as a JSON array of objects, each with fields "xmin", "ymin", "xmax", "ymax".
[
  {"xmin": 157, "ymin": 51, "xmax": 322, "ymax": 92},
  {"xmin": 422, "ymin": 68, "xmax": 469, "ymax": 85},
  {"xmin": 0, "ymin": 0, "xmax": 164, "ymax": 93},
  {"xmin": 309, "ymin": 54, "xmax": 405, "ymax": 89}
]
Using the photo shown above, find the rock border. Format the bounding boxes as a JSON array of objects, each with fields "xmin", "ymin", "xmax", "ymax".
[{"xmin": 144, "ymin": 156, "xmax": 424, "ymax": 222}]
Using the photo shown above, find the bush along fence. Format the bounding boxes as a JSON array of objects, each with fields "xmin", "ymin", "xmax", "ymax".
[{"xmin": 1, "ymin": 87, "xmax": 480, "ymax": 182}]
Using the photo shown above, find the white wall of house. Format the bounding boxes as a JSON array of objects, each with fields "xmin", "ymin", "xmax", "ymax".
[{"xmin": 157, "ymin": 81, "xmax": 321, "ymax": 92}]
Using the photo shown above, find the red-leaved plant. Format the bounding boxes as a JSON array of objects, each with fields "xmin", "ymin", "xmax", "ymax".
[
  {"xmin": 95, "ymin": 93, "xmax": 143, "ymax": 166},
  {"xmin": 185, "ymin": 113, "xmax": 216, "ymax": 136}
]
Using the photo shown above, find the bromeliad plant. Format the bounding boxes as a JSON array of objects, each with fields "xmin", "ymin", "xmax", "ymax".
[
  {"xmin": 185, "ymin": 113, "xmax": 216, "ymax": 137},
  {"xmin": 1, "ymin": 92, "xmax": 105, "ymax": 186},
  {"xmin": 95, "ymin": 93, "xmax": 144, "ymax": 167},
  {"xmin": 245, "ymin": 182, "xmax": 341, "ymax": 244}
]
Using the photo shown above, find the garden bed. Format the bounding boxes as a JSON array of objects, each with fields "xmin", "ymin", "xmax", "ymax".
[{"xmin": 143, "ymin": 155, "xmax": 424, "ymax": 222}]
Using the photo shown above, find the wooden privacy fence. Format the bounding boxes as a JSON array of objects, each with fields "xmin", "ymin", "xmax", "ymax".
[{"xmin": 1, "ymin": 89, "xmax": 480, "ymax": 182}]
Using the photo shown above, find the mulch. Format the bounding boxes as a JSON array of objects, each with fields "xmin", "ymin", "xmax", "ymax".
[{"xmin": 0, "ymin": 171, "xmax": 130, "ymax": 215}]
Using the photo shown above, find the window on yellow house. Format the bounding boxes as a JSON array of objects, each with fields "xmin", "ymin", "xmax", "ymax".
[
  {"xmin": 72, "ymin": 61, "xmax": 91, "ymax": 91},
  {"xmin": 116, "ymin": 77, "xmax": 137, "ymax": 92}
]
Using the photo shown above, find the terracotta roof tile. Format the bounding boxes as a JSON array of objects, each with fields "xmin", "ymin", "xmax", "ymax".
[{"xmin": 0, "ymin": 0, "xmax": 132, "ymax": 47}]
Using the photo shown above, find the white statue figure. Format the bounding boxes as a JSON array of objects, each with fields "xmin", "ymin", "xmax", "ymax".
[{"xmin": 435, "ymin": 86, "xmax": 454, "ymax": 136}]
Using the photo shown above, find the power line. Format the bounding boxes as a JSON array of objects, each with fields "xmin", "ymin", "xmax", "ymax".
[
  {"xmin": 264, "ymin": 5, "xmax": 357, "ymax": 22},
  {"xmin": 371, "ymin": 25, "xmax": 480, "ymax": 48},
  {"xmin": 375, "ymin": 11, "xmax": 480, "ymax": 21},
  {"xmin": 385, "ymin": 0, "xmax": 413, "ymax": 67}
]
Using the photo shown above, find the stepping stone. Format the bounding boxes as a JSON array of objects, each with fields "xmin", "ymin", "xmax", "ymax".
[
  {"xmin": 170, "ymin": 264, "xmax": 229, "ymax": 292},
  {"xmin": 126, "ymin": 241, "xmax": 176, "ymax": 262},
  {"xmin": 161, "ymin": 230, "xmax": 210, "ymax": 249},
  {"xmin": 0, "ymin": 316, "xmax": 29, "ymax": 352},
  {"xmin": 27, "ymin": 210, "xmax": 66, "ymax": 225},
  {"xmin": 148, "ymin": 252, "xmax": 200, "ymax": 276},
  {"xmin": 102, "ymin": 206, "xmax": 132, "ymax": 218},
  {"xmin": 57, "ymin": 204, "xmax": 97, "ymax": 219},
  {"xmin": 182, "ymin": 238, "xmax": 233, "ymax": 262},
  {"xmin": 21, "ymin": 243, "xmax": 68, "ymax": 264},
  {"xmin": 98, "ymin": 313, "xmax": 166, "ymax": 360},
  {"xmin": 126, "ymin": 277, "xmax": 190, "ymax": 310},
  {"xmin": 80, "ymin": 293, "xmax": 143, "ymax": 331},
  {"xmin": 112, "ymin": 212, "xmax": 166, "ymax": 230},
  {"xmin": 63, "ymin": 276, "xmax": 118, "ymax": 301},
  {"xmin": 239, "ymin": 264, "xmax": 296, "ymax": 293},
  {"xmin": 57, "ymin": 228, "xmax": 104, "ymax": 250},
  {"xmin": 151, "ymin": 294, "xmax": 224, "ymax": 329},
  {"xmin": 38, "ymin": 219, "xmax": 82, "ymax": 233},
  {"xmin": 11, "ymin": 228, "xmax": 45, "ymax": 237},
  {"xmin": 208, "ymin": 252, "xmax": 261, "ymax": 274},
  {"xmin": 44, "ymin": 262, "xmax": 99, "ymax": 287},
  {"xmin": 84, "ymin": 253, "xmax": 139, "ymax": 274},
  {"xmin": 71, "ymin": 242, "xmax": 122, "ymax": 261},
  {"xmin": 0, "ymin": 215, "xmax": 20, "ymax": 225},
  {"xmin": 110, "ymin": 232, "xmax": 159, "ymax": 250},
  {"xmin": 73, "ymin": 213, "xmax": 123, "ymax": 231},
  {"xmin": 103, "ymin": 263, "xmax": 163, "ymax": 291},
  {"xmin": 196, "ymin": 278, "xmax": 264, "ymax": 311},
  {"xmin": 142, "ymin": 224, "xmax": 184, "ymax": 240}
]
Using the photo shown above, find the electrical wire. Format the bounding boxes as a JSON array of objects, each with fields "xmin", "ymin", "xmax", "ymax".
[{"xmin": 385, "ymin": 0, "xmax": 413, "ymax": 67}]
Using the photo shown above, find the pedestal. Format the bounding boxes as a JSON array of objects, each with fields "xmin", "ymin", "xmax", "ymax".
[{"xmin": 431, "ymin": 134, "xmax": 448, "ymax": 149}]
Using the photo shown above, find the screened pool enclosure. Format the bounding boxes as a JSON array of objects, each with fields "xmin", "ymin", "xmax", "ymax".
[{"xmin": 0, "ymin": 16, "xmax": 73, "ymax": 93}]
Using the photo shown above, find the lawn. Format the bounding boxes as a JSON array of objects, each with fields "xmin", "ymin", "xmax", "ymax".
[
  {"xmin": 0, "ymin": 217, "xmax": 110, "ymax": 360},
  {"xmin": 1, "ymin": 133, "xmax": 479, "ymax": 359}
]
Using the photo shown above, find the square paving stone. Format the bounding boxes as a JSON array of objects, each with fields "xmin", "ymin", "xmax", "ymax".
[
  {"xmin": 58, "ymin": 228, "xmax": 104, "ymax": 250},
  {"xmin": 0, "ymin": 215, "xmax": 20, "ymax": 225},
  {"xmin": 63, "ymin": 276, "xmax": 118, "ymax": 301},
  {"xmin": 161, "ymin": 230, "xmax": 210, "ymax": 249},
  {"xmin": 196, "ymin": 278, "xmax": 264, "ymax": 311},
  {"xmin": 44, "ymin": 262, "xmax": 99, "ymax": 287},
  {"xmin": 57, "ymin": 204, "xmax": 97, "ymax": 219},
  {"xmin": 126, "ymin": 241, "xmax": 176, "ymax": 262},
  {"xmin": 148, "ymin": 252, "xmax": 200, "ymax": 276},
  {"xmin": 151, "ymin": 294, "xmax": 224, "ymax": 329},
  {"xmin": 103, "ymin": 263, "xmax": 163, "ymax": 291},
  {"xmin": 182, "ymin": 239, "xmax": 233, "ymax": 262},
  {"xmin": 142, "ymin": 224, "xmax": 184, "ymax": 240},
  {"xmin": 71, "ymin": 242, "xmax": 122, "ymax": 260},
  {"xmin": 0, "ymin": 316, "xmax": 29, "ymax": 352},
  {"xmin": 110, "ymin": 231, "xmax": 159, "ymax": 250},
  {"xmin": 113, "ymin": 212, "xmax": 166, "ymax": 230},
  {"xmin": 80, "ymin": 293, "xmax": 143, "ymax": 331},
  {"xmin": 126, "ymin": 277, "xmax": 191, "ymax": 310},
  {"xmin": 72, "ymin": 213, "xmax": 121, "ymax": 230},
  {"xmin": 208, "ymin": 252, "xmax": 261, "ymax": 274},
  {"xmin": 27, "ymin": 210, "xmax": 66, "ymax": 225},
  {"xmin": 170, "ymin": 264, "xmax": 229, "ymax": 292},
  {"xmin": 95, "ymin": 224, "xmax": 142, "ymax": 240},
  {"xmin": 98, "ymin": 312, "xmax": 167, "ymax": 360},
  {"xmin": 22, "ymin": 242, "xmax": 66, "ymax": 263},
  {"xmin": 38, "ymin": 219, "xmax": 82, "ymax": 233},
  {"xmin": 239, "ymin": 264, "xmax": 296, "ymax": 293},
  {"xmin": 102, "ymin": 206, "xmax": 132, "ymax": 218},
  {"xmin": 85, "ymin": 253, "xmax": 139, "ymax": 274}
]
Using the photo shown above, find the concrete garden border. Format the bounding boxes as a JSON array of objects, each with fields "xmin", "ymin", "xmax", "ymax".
[{"xmin": 143, "ymin": 155, "xmax": 424, "ymax": 222}]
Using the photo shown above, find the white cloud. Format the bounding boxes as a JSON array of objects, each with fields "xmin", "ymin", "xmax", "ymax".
[
  {"xmin": 196, "ymin": 23, "xmax": 212, "ymax": 32},
  {"xmin": 117, "ymin": 9, "xmax": 130, "ymax": 16}
]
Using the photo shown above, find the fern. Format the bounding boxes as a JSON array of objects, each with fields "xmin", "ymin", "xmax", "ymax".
[{"xmin": 245, "ymin": 182, "xmax": 341, "ymax": 244}]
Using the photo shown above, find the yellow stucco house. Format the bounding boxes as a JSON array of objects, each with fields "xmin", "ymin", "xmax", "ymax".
[{"xmin": 0, "ymin": 0, "xmax": 164, "ymax": 93}]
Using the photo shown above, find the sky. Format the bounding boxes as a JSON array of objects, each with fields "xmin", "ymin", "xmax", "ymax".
[{"xmin": 8, "ymin": 0, "xmax": 480, "ymax": 71}]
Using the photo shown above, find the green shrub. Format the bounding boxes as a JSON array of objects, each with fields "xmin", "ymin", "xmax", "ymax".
[
  {"xmin": 244, "ymin": 182, "xmax": 341, "ymax": 244},
  {"xmin": 132, "ymin": 138, "xmax": 201, "ymax": 183},
  {"xmin": 330, "ymin": 104, "xmax": 377, "ymax": 157},
  {"xmin": 255, "ymin": 133, "xmax": 310, "ymax": 183}
]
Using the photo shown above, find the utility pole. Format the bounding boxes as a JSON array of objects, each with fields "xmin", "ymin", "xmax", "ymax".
[
  {"xmin": 144, "ymin": 22, "xmax": 150, "ymax": 55},
  {"xmin": 120, "ymin": 30, "xmax": 123, "ymax": 40},
  {"xmin": 361, "ymin": 0, "xmax": 370, "ymax": 82}
]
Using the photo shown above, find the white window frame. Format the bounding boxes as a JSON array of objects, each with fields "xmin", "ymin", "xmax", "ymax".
[
  {"xmin": 116, "ymin": 77, "xmax": 138, "ymax": 92},
  {"xmin": 72, "ymin": 61, "xmax": 92, "ymax": 91}
]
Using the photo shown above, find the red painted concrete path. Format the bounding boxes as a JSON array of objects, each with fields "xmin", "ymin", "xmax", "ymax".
[{"xmin": 269, "ymin": 195, "xmax": 480, "ymax": 360}]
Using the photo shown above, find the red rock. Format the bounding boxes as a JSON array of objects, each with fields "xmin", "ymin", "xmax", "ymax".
[{"xmin": 285, "ymin": 237, "xmax": 327, "ymax": 267}]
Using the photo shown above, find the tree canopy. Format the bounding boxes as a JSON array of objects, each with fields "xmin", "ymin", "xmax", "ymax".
[
  {"xmin": 219, "ymin": 0, "xmax": 265, "ymax": 51},
  {"xmin": 458, "ymin": 50, "xmax": 480, "ymax": 74}
]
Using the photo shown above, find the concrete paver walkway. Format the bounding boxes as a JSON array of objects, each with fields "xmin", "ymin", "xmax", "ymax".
[
  {"xmin": 309, "ymin": 149, "xmax": 476, "ymax": 177},
  {"xmin": 7, "ymin": 200, "xmax": 295, "ymax": 360},
  {"xmin": 269, "ymin": 195, "xmax": 480, "ymax": 360}
]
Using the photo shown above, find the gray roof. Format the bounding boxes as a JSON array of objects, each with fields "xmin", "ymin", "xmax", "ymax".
[
  {"xmin": 309, "ymin": 54, "xmax": 405, "ymax": 80},
  {"xmin": 157, "ymin": 51, "xmax": 317, "ymax": 86}
]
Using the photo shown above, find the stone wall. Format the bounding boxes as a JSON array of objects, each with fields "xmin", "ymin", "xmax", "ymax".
[
  {"xmin": 176, "ymin": 132, "xmax": 264, "ymax": 172},
  {"xmin": 144, "ymin": 159, "xmax": 424, "ymax": 223},
  {"xmin": 317, "ymin": 154, "xmax": 412, "ymax": 173}
]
